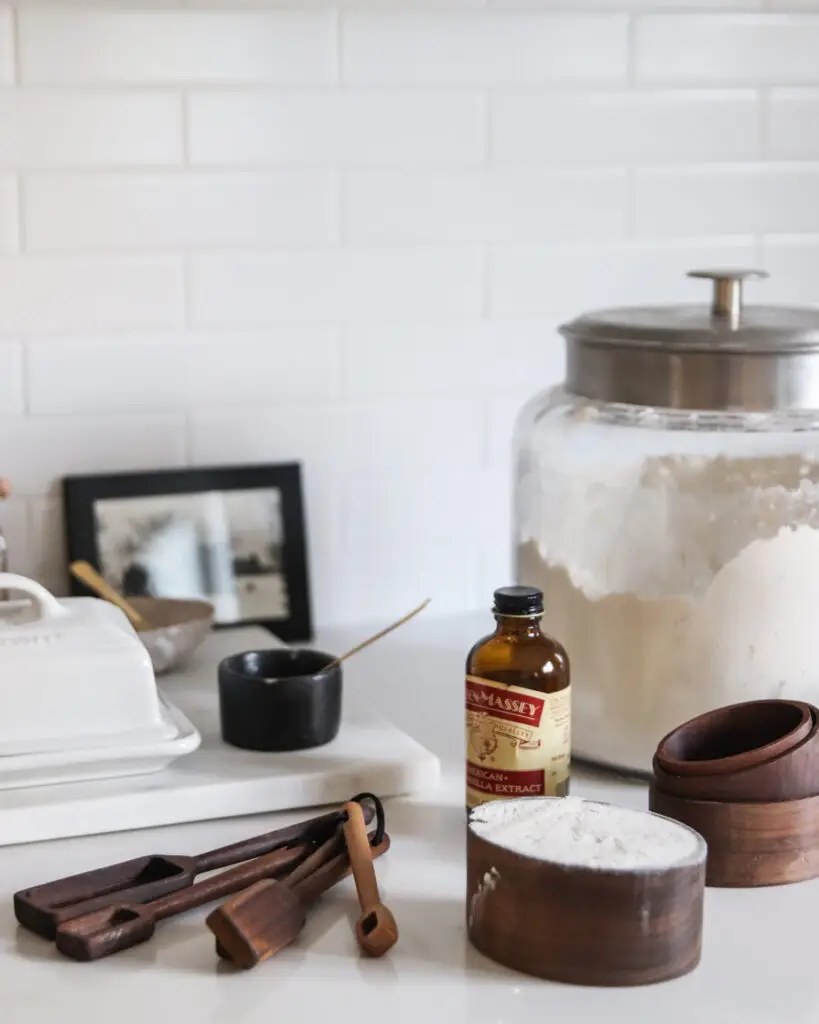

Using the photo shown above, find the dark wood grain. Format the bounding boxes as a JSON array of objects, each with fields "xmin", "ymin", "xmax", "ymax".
[
  {"xmin": 14, "ymin": 806, "xmax": 366, "ymax": 939},
  {"xmin": 209, "ymin": 832, "xmax": 391, "ymax": 969},
  {"xmin": 652, "ymin": 713, "xmax": 819, "ymax": 803},
  {"xmin": 650, "ymin": 784, "xmax": 819, "ymax": 887},
  {"xmin": 655, "ymin": 699, "xmax": 814, "ymax": 777},
  {"xmin": 467, "ymin": 827, "xmax": 706, "ymax": 987},
  {"xmin": 54, "ymin": 843, "xmax": 310, "ymax": 961}
]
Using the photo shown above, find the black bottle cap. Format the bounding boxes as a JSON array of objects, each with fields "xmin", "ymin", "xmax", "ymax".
[{"xmin": 493, "ymin": 585, "xmax": 543, "ymax": 616}]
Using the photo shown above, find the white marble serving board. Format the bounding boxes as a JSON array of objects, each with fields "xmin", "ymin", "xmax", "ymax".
[{"xmin": 0, "ymin": 626, "xmax": 441, "ymax": 846}]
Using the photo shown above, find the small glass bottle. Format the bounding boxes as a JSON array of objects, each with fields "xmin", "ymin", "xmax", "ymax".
[{"xmin": 466, "ymin": 585, "xmax": 570, "ymax": 811}]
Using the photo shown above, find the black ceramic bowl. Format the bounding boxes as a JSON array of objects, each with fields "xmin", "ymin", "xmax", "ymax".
[{"xmin": 218, "ymin": 649, "xmax": 342, "ymax": 752}]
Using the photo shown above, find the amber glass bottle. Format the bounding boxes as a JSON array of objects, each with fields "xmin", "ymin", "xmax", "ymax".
[{"xmin": 465, "ymin": 585, "xmax": 570, "ymax": 811}]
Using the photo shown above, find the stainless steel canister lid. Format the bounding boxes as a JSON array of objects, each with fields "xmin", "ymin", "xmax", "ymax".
[{"xmin": 559, "ymin": 270, "xmax": 819, "ymax": 411}]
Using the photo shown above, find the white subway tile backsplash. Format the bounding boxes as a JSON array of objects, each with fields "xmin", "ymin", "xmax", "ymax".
[
  {"xmin": 490, "ymin": 238, "xmax": 759, "ymax": 314},
  {"xmin": 341, "ymin": 321, "xmax": 563, "ymax": 396},
  {"xmin": 26, "ymin": 330, "xmax": 340, "ymax": 414},
  {"xmin": 635, "ymin": 164, "xmax": 819, "ymax": 236},
  {"xmin": 0, "ymin": 341, "xmax": 23, "ymax": 414},
  {"xmin": 344, "ymin": 169, "xmax": 627, "ymax": 243},
  {"xmin": 4, "ymin": 0, "xmax": 819, "ymax": 624},
  {"xmin": 188, "ymin": 396, "xmax": 485, "ymax": 472},
  {"xmin": 0, "ymin": 175, "xmax": 16, "ymax": 251},
  {"xmin": 342, "ymin": 12, "xmax": 628, "ymax": 85},
  {"xmin": 189, "ymin": 92, "xmax": 485, "ymax": 167},
  {"xmin": 762, "ymin": 236, "xmax": 819, "ymax": 304},
  {"xmin": 22, "ymin": 497, "xmax": 66, "ymax": 596},
  {"xmin": 190, "ymin": 249, "xmax": 484, "ymax": 326},
  {"xmin": 0, "ymin": 9, "xmax": 12, "ymax": 84},
  {"xmin": 316, "ymin": 538, "xmax": 479, "ymax": 626},
  {"xmin": 18, "ymin": 9, "xmax": 337, "ymax": 84},
  {"xmin": 492, "ymin": 91, "xmax": 760, "ymax": 166},
  {"xmin": 635, "ymin": 14, "xmax": 819, "ymax": 85},
  {"xmin": 0, "ymin": 257, "xmax": 183, "ymax": 333},
  {"xmin": 0, "ymin": 93, "xmax": 181, "ymax": 169},
  {"xmin": 24, "ymin": 173, "xmax": 338, "ymax": 251},
  {"xmin": 339, "ymin": 468, "xmax": 508, "ymax": 546},
  {"xmin": 768, "ymin": 90, "xmax": 819, "ymax": 158},
  {"xmin": 0, "ymin": 413, "xmax": 186, "ymax": 495}
]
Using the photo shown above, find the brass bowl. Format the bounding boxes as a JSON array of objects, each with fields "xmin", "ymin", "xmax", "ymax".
[{"xmin": 128, "ymin": 597, "xmax": 215, "ymax": 675}]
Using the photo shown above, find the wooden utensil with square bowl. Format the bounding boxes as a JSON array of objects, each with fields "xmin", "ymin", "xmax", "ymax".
[
  {"xmin": 342, "ymin": 800, "xmax": 398, "ymax": 958},
  {"xmin": 466, "ymin": 798, "xmax": 707, "ymax": 987},
  {"xmin": 15, "ymin": 806, "xmax": 363, "ymax": 939},
  {"xmin": 655, "ymin": 699, "xmax": 814, "ymax": 777},
  {"xmin": 209, "ymin": 830, "xmax": 391, "ymax": 969},
  {"xmin": 649, "ymin": 784, "xmax": 819, "ymax": 887},
  {"xmin": 54, "ymin": 843, "xmax": 315, "ymax": 961}
]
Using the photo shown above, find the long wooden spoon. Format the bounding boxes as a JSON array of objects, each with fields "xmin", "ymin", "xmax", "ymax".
[
  {"xmin": 323, "ymin": 599, "xmax": 430, "ymax": 672},
  {"xmin": 69, "ymin": 560, "xmax": 151, "ymax": 631}
]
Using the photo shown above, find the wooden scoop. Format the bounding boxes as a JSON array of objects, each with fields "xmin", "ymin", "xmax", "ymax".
[
  {"xmin": 208, "ymin": 830, "xmax": 391, "ymax": 969},
  {"xmin": 69, "ymin": 560, "xmax": 151, "ymax": 631},
  {"xmin": 342, "ymin": 800, "xmax": 398, "ymax": 957},
  {"xmin": 15, "ymin": 806, "xmax": 356, "ymax": 940},
  {"xmin": 54, "ymin": 842, "xmax": 312, "ymax": 961}
]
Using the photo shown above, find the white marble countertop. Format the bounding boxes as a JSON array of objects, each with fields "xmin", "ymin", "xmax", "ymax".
[{"xmin": 2, "ymin": 611, "xmax": 818, "ymax": 1023}]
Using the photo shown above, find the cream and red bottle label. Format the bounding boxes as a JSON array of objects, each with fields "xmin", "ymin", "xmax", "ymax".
[{"xmin": 465, "ymin": 675, "xmax": 570, "ymax": 808}]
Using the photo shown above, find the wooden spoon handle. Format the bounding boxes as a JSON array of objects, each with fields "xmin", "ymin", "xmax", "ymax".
[
  {"xmin": 342, "ymin": 801, "xmax": 382, "ymax": 914},
  {"xmin": 295, "ymin": 831, "xmax": 390, "ymax": 907},
  {"xmin": 151, "ymin": 843, "xmax": 306, "ymax": 921},
  {"xmin": 69, "ymin": 560, "xmax": 149, "ymax": 630}
]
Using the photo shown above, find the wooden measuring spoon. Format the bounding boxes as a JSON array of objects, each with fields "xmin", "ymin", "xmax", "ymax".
[
  {"xmin": 15, "ymin": 806, "xmax": 356, "ymax": 940},
  {"xmin": 342, "ymin": 801, "xmax": 398, "ymax": 957},
  {"xmin": 208, "ymin": 830, "xmax": 391, "ymax": 969},
  {"xmin": 54, "ymin": 843, "xmax": 312, "ymax": 961},
  {"xmin": 69, "ymin": 560, "xmax": 151, "ymax": 631}
]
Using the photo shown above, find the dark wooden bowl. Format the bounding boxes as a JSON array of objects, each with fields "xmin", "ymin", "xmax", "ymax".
[
  {"xmin": 649, "ymin": 784, "xmax": 819, "ymax": 887},
  {"xmin": 655, "ymin": 699, "xmax": 813, "ymax": 777},
  {"xmin": 467, "ymin": 802, "xmax": 706, "ymax": 987},
  {"xmin": 652, "ymin": 702, "xmax": 819, "ymax": 803}
]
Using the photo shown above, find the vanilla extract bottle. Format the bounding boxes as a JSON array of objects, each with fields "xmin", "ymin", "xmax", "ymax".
[{"xmin": 466, "ymin": 586, "xmax": 570, "ymax": 812}]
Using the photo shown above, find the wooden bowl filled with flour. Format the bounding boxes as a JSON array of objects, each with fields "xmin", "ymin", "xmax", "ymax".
[{"xmin": 467, "ymin": 797, "xmax": 707, "ymax": 987}]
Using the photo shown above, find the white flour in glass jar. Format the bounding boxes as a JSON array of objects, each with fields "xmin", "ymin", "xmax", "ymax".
[{"xmin": 516, "ymin": 401, "xmax": 819, "ymax": 774}]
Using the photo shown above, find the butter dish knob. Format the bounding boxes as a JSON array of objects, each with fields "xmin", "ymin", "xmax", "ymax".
[{"xmin": 0, "ymin": 573, "xmax": 69, "ymax": 620}]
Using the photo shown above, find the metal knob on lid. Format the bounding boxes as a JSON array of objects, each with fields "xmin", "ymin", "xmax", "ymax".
[
  {"xmin": 687, "ymin": 268, "xmax": 768, "ymax": 330},
  {"xmin": 560, "ymin": 269, "xmax": 819, "ymax": 412}
]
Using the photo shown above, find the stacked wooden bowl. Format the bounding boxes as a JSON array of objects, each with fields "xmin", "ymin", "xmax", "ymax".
[{"xmin": 649, "ymin": 699, "xmax": 819, "ymax": 887}]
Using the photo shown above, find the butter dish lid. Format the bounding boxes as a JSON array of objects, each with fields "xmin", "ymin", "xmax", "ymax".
[
  {"xmin": 0, "ymin": 575, "xmax": 145, "ymax": 656},
  {"xmin": 0, "ymin": 573, "xmax": 170, "ymax": 757}
]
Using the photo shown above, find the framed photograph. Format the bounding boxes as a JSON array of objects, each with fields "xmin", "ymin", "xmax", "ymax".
[{"xmin": 63, "ymin": 463, "xmax": 312, "ymax": 642}]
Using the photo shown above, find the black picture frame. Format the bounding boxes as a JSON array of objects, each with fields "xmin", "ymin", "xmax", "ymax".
[{"xmin": 62, "ymin": 463, "xmax": 312, "ymax": 643}]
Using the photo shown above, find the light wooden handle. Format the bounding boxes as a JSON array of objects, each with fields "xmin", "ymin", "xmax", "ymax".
[
  {"xmin": 342, "ymin": 801, "xmax": 381, "ymax": 913},
  {"xmin": 324, "ymin": 599, "xmax": 431, "ymax": 671},
  {"xmin": 69, "ymin": 560, "xmax": 150, "ymax": 630}
]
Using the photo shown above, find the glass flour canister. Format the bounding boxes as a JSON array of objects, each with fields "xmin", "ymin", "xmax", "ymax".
[{"xmin": 514, "ymin": 269, "xmax": 819, "ymax": 776}]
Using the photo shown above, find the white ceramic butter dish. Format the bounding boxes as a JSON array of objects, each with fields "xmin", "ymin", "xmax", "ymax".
[
  {"xmin": 0, "ymin": 573, "xmax": 171, "ymax": 756},
  {"xmin": 0, "ymin": 693, "xmax": 200, "ymax": 790}
]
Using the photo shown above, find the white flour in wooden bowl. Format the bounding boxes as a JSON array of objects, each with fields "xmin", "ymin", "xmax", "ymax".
[{"xmin": 469, "ymin": 797, "xmax": 705, "ymax": 871}]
